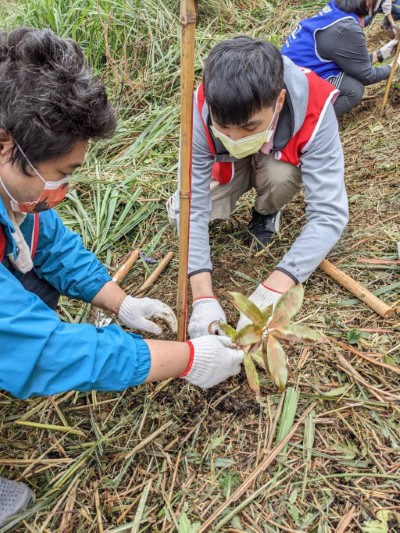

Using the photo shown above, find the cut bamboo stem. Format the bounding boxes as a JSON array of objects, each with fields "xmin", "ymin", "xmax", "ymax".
[
  {"xmin": 177, "ymin": 0, "xmax": 196, "ymax": 341},
  {"xmin": 381, "ymin": 36, "xmax": 400, "ymax": 114},
  {"xmin": 134, "ymin": 252, "xmax": 174, "ymax": 296},
  {"xmin": 111, "ymin": 249, "xmax": 140, "ymax": 284},
  {"xmin": 320, "ymin": 259, "xmax": 394, "ymax": 318}
]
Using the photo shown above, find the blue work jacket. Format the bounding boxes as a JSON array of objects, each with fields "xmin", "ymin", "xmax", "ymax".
[{"xmin": 0, "ymin": 198, "xmax": 150, "ymax": 399}]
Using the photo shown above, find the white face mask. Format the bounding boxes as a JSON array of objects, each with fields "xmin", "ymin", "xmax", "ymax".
[{"xmin": 211, "ymin": 109, "xmax": 277, "ymax": 159}]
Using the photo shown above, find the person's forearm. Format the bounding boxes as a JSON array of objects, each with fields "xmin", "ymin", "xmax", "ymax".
[
  {"xmin": 91, "ymin": 281, "xmax": 126, "ymax": 315},
  {"xmin": 263, "ymin": 270, "xmax": 295, "ymax": 293},
  {"xmin": 190, "ymin": 271, "xmax": 214, "ymax": 299},
  {"xmin": 144, "ymin": 340, "xmax": 190, "ymax": 381}
]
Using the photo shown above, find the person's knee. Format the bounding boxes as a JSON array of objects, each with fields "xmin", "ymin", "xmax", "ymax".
[
  {"xmin": 351, "ymin": 80, "xmax": 364, "ymax": 105},
  {"xmin": 166, "ymin": 192, "xmax": 178, "ymax": 227}
]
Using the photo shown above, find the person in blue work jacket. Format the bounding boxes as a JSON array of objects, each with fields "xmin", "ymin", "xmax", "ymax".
[
  {"xmin": 281, "ymin": 0, "xmax": 399, "ymax": 116},
  {"xmin": 0, "ymin": 27, "xmax": 243, "ymax": 526}
]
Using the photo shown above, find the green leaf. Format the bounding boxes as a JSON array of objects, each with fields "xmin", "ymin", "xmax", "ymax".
[
  {"xmin": 362, "ymin": 509, "xmax": 390, "ymax": 533},
  {"xmin": 262, "ymin": 303, "xmax": 274, "ymax": 322},
  {"xmin": 218, "ymin": 322, "xmax": 237, "ymax": 340},
  {"xmin": 251, "ymin": 350, "xmax": 266, "ymax": 370},
  {"xmin": 178, "ymin": 512, "xmax": 201, "ymax": 533},
  {"xmin": 320, "ymin": 385, "xmax": 349, "ymax": 398},
  {"xmin": 234, "ymin": 324, "xmax": 262, "ymax": 347},
  {"xmin": 347, "ymin": 329, "xmax": 362, "ymax": 345},
  {"xmin": 244, "ymin": 354, "xmax": 260, "ymax": 395},
  {"xmin": 270, "ymin": 325, "xmax": 324, "ymax": 343},
  {"xmin": 229, "ymin": 291, "xmax": 264, "ymax": 328},
  {"xmin": 266, "ymin": 335, "xmax": 288, "ymax": 391},
  {"xmin": 269, "ymin": 284, "xmax": 304, "ymax": 330}
]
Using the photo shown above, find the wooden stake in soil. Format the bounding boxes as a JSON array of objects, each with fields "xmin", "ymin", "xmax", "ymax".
[
  {"xmin": 381, "ymin": 28, "xmax": 400, "ymax": 114},
  {"xmin": 134, "ymin": 252, "xmax": 174, "ymax": 296},
  {"xmin": 320, "ymin": 259, "xmax": 395, "ymax": 318},
  {"xmin": 176, "ymin": 0, "xmax": 196, "ymax": 341}
]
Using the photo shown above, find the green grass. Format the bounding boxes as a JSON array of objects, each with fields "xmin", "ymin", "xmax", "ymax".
[{"xmin": 1, "ymin": 0, "xmax": 400, "ymax": 531}]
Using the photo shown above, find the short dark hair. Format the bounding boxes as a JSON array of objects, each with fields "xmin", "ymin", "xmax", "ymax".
[
  {"xmin": 203, "ymin": 36, "xmax": 284, "ymax": 126},
  {"xmin": 334, "ymin": 0, "xmax": 369, "ymax": 17},
  {"xmin": 0, "ymin": 28, "xmax": 116, "ymax": 174}
]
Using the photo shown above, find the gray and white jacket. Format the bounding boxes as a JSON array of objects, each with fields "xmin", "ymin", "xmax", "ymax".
[{"xmin": 175, "ymin": 56, "xmax": 349, "ymax": 283}]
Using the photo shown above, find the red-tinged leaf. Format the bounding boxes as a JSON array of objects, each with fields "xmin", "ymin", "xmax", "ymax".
[
  {"xmin": 271, "ymin": 325, "xmax": 324, "ymax": 343},
  {"xmin": 251, "ymin": 350, "xmax": 266, "ymax": 370},
  {"xmin": 229, "ymin": 291, "xmax": 264, "ymax": 328},
  {"xmin": 248, "ymin": 341, "xmax": 262, "ymax": 354},
  {"xmin": 234, "ymin": 324, "xmax": 262, "ymax": 347},
  {"xmin": 266, "ymin": 335, "xmax": 288, "ymax": 391},
  {"xmin": 270, "ymin": 284, "xmax": 304, "ymax": 329},
  {"xmin": 244, "ymin": 354, "xmax": 260, "ymax": 395},
  {"xmin": 218, "ymin": 322, "xmax": 237, "ymax": 340}
]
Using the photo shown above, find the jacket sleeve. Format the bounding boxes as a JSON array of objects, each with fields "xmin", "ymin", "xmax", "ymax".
[
  {"xmin": 0, "ymin": 263, "xmax": 151, "ymax": 399},
  {"xmin": 33, "ymin": 209, "xmax": 112, "ymax": 302},
  {"xmin": 316, "ymin": 19, "xmax": 391, "ymax": 85},
  {"xmin": 275, "ymin": 103, "xmax": 349, "ymax": 282},
  {"xmin": 175, "ymin": 93, "xmax": 215, "ymax": 276}
]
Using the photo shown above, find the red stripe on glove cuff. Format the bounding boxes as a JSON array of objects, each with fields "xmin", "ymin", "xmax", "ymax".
[
  {"xmin": 179, "ymin": 340, "xmax": 195, "ymax": 377},
  {"xmin": 261, "ymin": 283, "xmax": 283, "ymax": 294},
  {"xmin": 193, "ymin": 296, "xmax": 217, "ymax": 303}
]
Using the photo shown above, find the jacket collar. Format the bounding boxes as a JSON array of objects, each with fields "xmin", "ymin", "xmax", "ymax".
[{"xmin": 0, "ymin": 196, "xmax": 18, "ymax": 260}]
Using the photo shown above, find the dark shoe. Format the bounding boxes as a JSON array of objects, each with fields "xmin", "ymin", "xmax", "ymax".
[
  {"xmin": 380, "ymin": 15, "xmax": 393, "ymax": 33},
  {"xmin": 0, "ymin": 477, "xmax": 35, "ymax": 526},
  {"xmin": 248, "ymin": 208, "xmax": 281, "ymax": 251}
]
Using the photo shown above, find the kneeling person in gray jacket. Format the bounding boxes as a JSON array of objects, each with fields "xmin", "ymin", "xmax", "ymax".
[{"xmin": 168, "ymin": 36, "xmax": 349, "ymax": 336}]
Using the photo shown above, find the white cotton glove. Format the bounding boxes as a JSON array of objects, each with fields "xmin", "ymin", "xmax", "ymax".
[
  {"xmin": 180, "ymin": 335, "xmax": 244, "ymax": 388},
  {"xmin": 188, "ymin": 297, "xmax": 227, "ymax": 339},
  {"xmin": 118, "ymin": 295, "xmax": 177, "ymax": 335},
  {"xmin": 236, "ymin": 283, "xmax": 283, "ymax": 331},
  {"xmin": 382, "ymin": 0, "xmax": 393, "ymax": 15},
  {"xmin": 379, "ymin": 39, "xmax": 398, "ymax": 60}
]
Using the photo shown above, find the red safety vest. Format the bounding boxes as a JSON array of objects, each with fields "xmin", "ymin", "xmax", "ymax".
[
  {"xmin": 195, "ymin": 68, "xmax": 338, "ymax": 185},
  {"xmin": 0, "ymin": 212, "xmax": 39, "ymax": 263}
]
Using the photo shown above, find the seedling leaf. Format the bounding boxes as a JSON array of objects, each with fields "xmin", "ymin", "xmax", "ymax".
[
  {"xmin": 252, "ymin": 350, "xmax": 266, "ymax": 370},
  {"xmin": 269, "ymin": 284, "xmax": 304, "ymax": 329},
  {"xmin": 271, "ymin": 325, "xmax": 324, "ymax": 343},
  {"xmin": 262, "ymin": 304, "xmax": 274, "ymax": 322},
  {"xmin": 218, "ymin": 322, "xmax": 237, "ymax": 340},
  {"xmin": 229, "ymin": 291, "xmax": 264, "ymax": 328},
  {"xmin": 266, "ymin": 335, "xmax": 288, "ymax": 391},
  {"xmin": 244, "ymin": 354, "xmax": 260, "ymax": 395},
  {"xmin": 234, "ymin": 324, "xmax": 262, "ymax": 347}
]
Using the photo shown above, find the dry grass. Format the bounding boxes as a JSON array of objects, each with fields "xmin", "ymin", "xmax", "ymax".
[{"xmin": 1, "ymin": 1, "xmax": 400, "ymax": 532}]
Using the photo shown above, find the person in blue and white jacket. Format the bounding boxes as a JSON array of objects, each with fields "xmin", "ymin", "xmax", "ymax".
[
  {"xmin": 0, "ymin": 28, "xmax": 243, "ymax": 526},
  {"xmin": 281, "ymin": 0, "xmax": 399, "ymax": 116}
]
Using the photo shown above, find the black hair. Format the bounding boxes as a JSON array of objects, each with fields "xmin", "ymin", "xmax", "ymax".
[
  {"xmin": 203, "ymin": 36, "xmax": 284, "ymax": 127},
  {"xmin": 0, "ymin": 27, "xmax": 116, "ymax": 174},
  {"xmin": 334, "ymin": 0, "xmax": 370, "ymax": 17}
]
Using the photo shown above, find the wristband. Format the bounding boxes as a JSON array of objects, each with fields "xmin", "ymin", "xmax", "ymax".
[{"xmin": 179, "ymin": 341, "xmax": 195, "ymax": 377}]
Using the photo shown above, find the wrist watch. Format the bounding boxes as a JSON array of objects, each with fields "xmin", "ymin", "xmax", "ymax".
[{"xmin": 377, "ymin": 49, "xmax": 384, "ymax": 63}]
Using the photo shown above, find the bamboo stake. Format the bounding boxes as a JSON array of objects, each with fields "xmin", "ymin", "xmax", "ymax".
[
  {"xmin": 177, "ymin": 0, "xmax": 196, "ymax": 341},
  {"xmin": 134, "ymin": 251, "xmax": 174, "ymax": 296},
  {"xmin": 320, "ymin": 259, "xmax": 395, "ymax": 318},
  {"xmin": 381, "ymin": 21, "xmax": 400, "ymax": 113},
  {"xmin": 111, "ymin": 248, "xmax": 140, "ymax": 284}
]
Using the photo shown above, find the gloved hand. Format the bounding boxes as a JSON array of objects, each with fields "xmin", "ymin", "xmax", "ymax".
[
  {"xmin": 379, "ymin": 39, "xmax": 398, "ymax": 60},
  {"xmin": 180, "ymin": 335, "xmax": 244, "ymax": 388},
  {"xmin": 118, "ymin": 296, "xmax": 177, "ymax": 335},
  {"xmin": 236, "ymin": 283, "xmax": 283, "ymax": 331},
  {"xmin": 382, "ymin": 0, "xmax": 393, "ymax": 15},
  {"xmin": 188, "ymin": 297, "xmax": 227, "ymax": 338}
]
